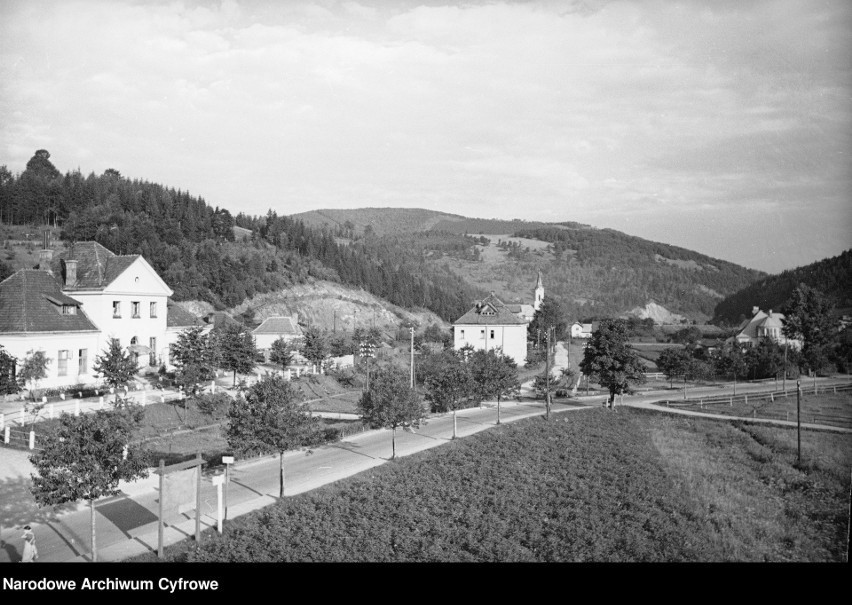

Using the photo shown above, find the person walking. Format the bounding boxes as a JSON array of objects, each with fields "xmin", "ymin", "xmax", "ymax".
[{"xmin": 21, "ymin": 525, "xmax": 38, "ymax": 562}]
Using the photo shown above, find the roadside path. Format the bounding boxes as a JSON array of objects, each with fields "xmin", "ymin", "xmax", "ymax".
[{"xmin": 0, "ymin": 397, "xmax": 591, "ymax": 563}]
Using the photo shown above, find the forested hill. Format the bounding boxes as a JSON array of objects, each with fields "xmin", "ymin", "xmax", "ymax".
[
  {"xmin": 0, "ymin": 151, "xmax": 482, "ymax": 321},
  {"xmin": 713, "ymin": 249, "xmax": 852, "ymax": 325},
  {"xmin": 293, "ymin": 207, "xmax": 766, "ymax": 321}
]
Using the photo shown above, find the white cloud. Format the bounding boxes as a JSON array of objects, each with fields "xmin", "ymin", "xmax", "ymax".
[{"xmin": 0, "ymin": 0, "xmax": 849, "ymax": 273}]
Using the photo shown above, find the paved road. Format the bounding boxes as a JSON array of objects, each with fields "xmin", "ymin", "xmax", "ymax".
[
  {"xmin": 1, "ymin": 356, "xmax": 848, "ymax": 563},
  {"xmin": 0, "ymin": 397, "xmax": 592, "ymax": 563}
]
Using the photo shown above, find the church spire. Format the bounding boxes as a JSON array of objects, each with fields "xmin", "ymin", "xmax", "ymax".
[{"xmin": 534, "ymin": 270, "xmax": 544, "ymax": 311}]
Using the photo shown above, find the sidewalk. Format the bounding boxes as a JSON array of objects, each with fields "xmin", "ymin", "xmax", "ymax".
[{"xmin": 0, "ymin": 397, "xmax": 590, "ymax": 563}]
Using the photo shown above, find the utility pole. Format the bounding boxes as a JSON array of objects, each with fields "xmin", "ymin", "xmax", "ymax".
[
  {"xmin": 545, "ymin": 325, "xmax": 552, "ymax": 420},
  {"xmin": 783, "ymin": 341, "xmax": 788, "ymax": 394},
  {"xmin": 796, "ymin": 379, "xmax": 801, "ymax": 464},
  {"xmin": 409, "ymin": 327, "xmax": 415, "ymax": 389}
]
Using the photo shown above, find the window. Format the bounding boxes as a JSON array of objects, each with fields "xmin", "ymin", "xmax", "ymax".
[
  {"xmin": 58, "ymin": 350, "xmax": 69, "ymax": 376},
  {"xmin": 132, "ymin": 301, "xmax": 140, "ymax": 318},
  {"xmin": 149, "ymin": 337, "xmax": 157, "ymax": 367},
  {"xmin": 150, "ymin": 302, "xmax": 157, "ymax": 318},
  {"xmin": 61, "ymin": 304, "xmax": 77, "ymax": 315},
  {"xmin": 78, "ymin": 349, "xmax": 87, "ymax": 375},
  {"xmin": 460, "ymin": 329, "xmax": 465, "ymax": 339},
  {"xmin": 112, "ymin": 301, "xmax": 121, "ymax": 318},
  {"xmin": 480, "ymin": 329, "xmax": 485, "ymax": 339},
  {"xmin": 490, "ymin": 330, "xmax": 495, "ymax": 339}
]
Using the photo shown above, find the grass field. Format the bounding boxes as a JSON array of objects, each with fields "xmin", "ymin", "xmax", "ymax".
[
  {"xmin": 674, "ymin": 390, "xmax": 852, "ymax": 427},
  {"xmin": 131, "ymin": 407, "xmax": 851, "ymax": 562}
]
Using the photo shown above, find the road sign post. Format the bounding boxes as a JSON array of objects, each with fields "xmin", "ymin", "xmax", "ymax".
[{"xmin": 212, "ymin": 474, "xmax": 224, "ymax": 534}]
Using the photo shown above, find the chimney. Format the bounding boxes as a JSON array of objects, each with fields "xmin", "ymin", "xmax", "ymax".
[
  {"xmin": 64, "ymin": 259, "xmax": 78, "ymax": 287},
  {"xmin": 752, "ymin": 306, "xmax": 759, "ymax": 316}
]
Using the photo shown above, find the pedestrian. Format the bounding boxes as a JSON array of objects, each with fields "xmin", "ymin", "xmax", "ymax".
[{"xmin": 21, "ymin": 525, "xmax": 38, "ymax": 563}]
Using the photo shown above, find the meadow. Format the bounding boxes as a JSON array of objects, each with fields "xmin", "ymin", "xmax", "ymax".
[{"xmin": 133, "ymin": 407, "xmax": 851, "ymax": 562}]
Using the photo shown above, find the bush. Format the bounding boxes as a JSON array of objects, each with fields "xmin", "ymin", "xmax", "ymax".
[
  {"xmin": 326, "ymin": 365, "xmax": 361, "ymax": 388},
  {"xmin": 193, "ymin": 392, "xmax": 232, "ymax": 418}
]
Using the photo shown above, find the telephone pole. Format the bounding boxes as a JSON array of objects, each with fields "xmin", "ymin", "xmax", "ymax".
[{"xmin": 409, "ymin": 326, "xmax": 415, "ymax": 389}]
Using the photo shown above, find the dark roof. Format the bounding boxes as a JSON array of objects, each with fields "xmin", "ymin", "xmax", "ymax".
[
  {"xmin": 52, "ymin": 241, "xmax": 140, "ymax": 290},
  {"xmin": 253, "ymin": 317, "xmax": 302, "ymax": 336},
  {"xmin": 453, "ymin": 297, "xmax": 528, "ymax": 326},
  {"xmin": 0, "ymin": 270, "xmax": 99, "ymax": 333},
  {"xmin": 167, "ymin": 300, "xmax": 203, "ymax": 328}
]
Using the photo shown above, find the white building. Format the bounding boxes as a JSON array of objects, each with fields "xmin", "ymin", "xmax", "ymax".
[
  {"xmin": 0, "ymin": 270, "xmax": 101, "ymax": 390},
  {"xmin": 729, "ymin": 307, "xmax": 802, "ymax": 350},
  {"xmin": 570, "ymin": 322, "xmax": 593, "ymax": 339},
  {"xmin": 0, "ymin": 240, "xmax": 201, "ymax": 390},
  {"xmin": 252, "ymin": 315, "xmax": 303, "ymax": 356},
  {"xmin": 451, "ymin": 273, "xmax": 544, "ymax": 366}
]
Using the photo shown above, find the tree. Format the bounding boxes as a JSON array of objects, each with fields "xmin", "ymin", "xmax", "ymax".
[
  {"xmin": 218, "ymin": 323, "xmax": 258, "ymax": 386},
  {"xmin": 657, "ymin": 347, "xmax": 691, "ymax": 389},
  {"xmin": 171, "ymin": 326, "xmax": 219, "ymax": 387},
  {"xmin": 17, "ymin": 349, "xmax": 50, "ymax": 401},
  {"xmin": 358, "ymin": 365, "xmax": 425, "ymax": 459},
  {"xmin": 528, "ymin": 298, "xmax": 568, "ymax": 343},
  {"xmin": 782, "ymin": 284, "xmax": 835, "ymax": 375},
  {"xmin": 29, "ymin": 407, "xmax": 148, "ymax": 562},
  {"xmin": 301, "ymin": 327, "xmax": 329, "ymax": 367},
  {"xmin": 712, "ymin": 344, "xmax": 748, "ymax": 394},
  {"xmin": 226, "ymin": 375, "xmax": 318, "ymax": 497},
  {"xmin": 0, "ymin": 345, "xmax": 18, "ymax": 395},
  {"xmin": 93, "ymin": 339, "xmax": 137, "ymax": 394},
  {"xmin": 671, "ymin": 326, "xmax": 702, "ymax": 345},
  {"xmin": 745, "ymin": 339, "xmax": 784, "ymax": 380},
  {"xmin": 579, "ymin": 319, "xmax": 646, "ymax": 407},
  {"xmin": 269, "ymin": 337, "xmax": 295, "ymax": 371},
  {"xmin": 468, "ymin": 349, "xmax": 520, "ymax": 424},
  {"xmin": 424, "ymin": 355, "xmax": 473, "ymax": 438}
]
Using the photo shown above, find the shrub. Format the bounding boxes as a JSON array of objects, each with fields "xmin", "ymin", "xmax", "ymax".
[{"xmin": 193, "ymin": 392, "xmax": 232, "ymax": 418}]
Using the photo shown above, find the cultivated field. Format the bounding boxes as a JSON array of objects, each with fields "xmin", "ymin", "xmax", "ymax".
[{"xmin": 132, "ymin": 407, "xmax": 851, "ymax": 562}]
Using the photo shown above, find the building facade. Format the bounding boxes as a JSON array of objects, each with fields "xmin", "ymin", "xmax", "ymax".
[
  {"xmin": 451, "ymin": 273, "xmax": 544, "ymax": 366},
  {"xmin": 0, "ymin": 240, "xmax": 199, "ymax": 390}
]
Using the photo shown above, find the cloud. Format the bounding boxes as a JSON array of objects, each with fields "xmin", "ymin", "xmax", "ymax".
[{"xmin": 0, "ymin": 0, "xmax": 849, "ymax": 273}]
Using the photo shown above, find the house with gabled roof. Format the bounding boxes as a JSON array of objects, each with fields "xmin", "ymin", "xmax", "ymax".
[
  {"xmin": 0, "ymin": 238, "xmax": 203, "ymax": 390},
  {"xmin": 452, "ymin": 271, "xmax": 545, "ymax": 366},
  {"xmin": 252, "ymin": 315, "xmax": 303, "ymax": 352},
  {"xmin": 570, "ymin": 322, "xmax": 593, "ymax": 339},
  {"xmin": 728, "ymin": 306, "xmax": 802, "ymax": 350},
  {"xmin": 0, "ymin": 270, "xmax": 101, "ymax": 389}
]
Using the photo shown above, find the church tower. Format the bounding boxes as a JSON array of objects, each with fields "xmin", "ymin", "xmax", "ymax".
[{"xmin": 533, "ymin": 270, "xmax": 544, "ymax": 311}]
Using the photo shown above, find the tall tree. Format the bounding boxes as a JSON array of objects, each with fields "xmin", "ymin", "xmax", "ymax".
[
  {"xmin": 657, "ymin": 347, "xmax": 691, "ymax": 389},
  {"xmin": 424, "ymin": 355, "xmax": 473, "ymax": 438},
  {"xmin": 218, "ymin": 323, "xmax": 258, "ymax": 386},
  {"xmin": 528, "ymin": 298, "xmax": 568, "ymax": 343},
  {"xmin": 93, "ymin": 339, "xmax": 138, "ymax": 394},
  {"xmin": 301, "ymin": 327, "xmax": 329, "ymax": 368},
  {"xmin": 226, "ymin": 375, "xmax": 318, "ymax": 497},
  {"xmin": 29, "ymin": 407, "xmax": 148, "ymax": 562},
  {"xmin": 358, "ymin": 365, "xmax": 425, "ymax": 459},
  {"xmin": 269, "ymin": 337, "xmax": 295, "ymax": 371},
  {"xmin": 171, "ymin": 326, "xmax": 219, "ymax": 386},
  {"xmin": 782, "ymin": 284, "xmax": 835, "ymax": 375},
  {"xmin": 579, "ymin": 318, "xmax": 646, "ymax": 408},
  {"xmin": 468, "ymin": 349, "xmax": 520, "ymax": 424}
]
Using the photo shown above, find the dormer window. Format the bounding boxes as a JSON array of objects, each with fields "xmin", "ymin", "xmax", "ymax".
[
  {"xmin": 61, "ymin": 304, "xmax": 77, "ymax": 315},
  {"xmin": 480, "ymin": 304, "xmax": 496, "ymax": 316}
]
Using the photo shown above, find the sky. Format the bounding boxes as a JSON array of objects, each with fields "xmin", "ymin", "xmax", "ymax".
[{"xmin": 1, "ymin": 0, "xmax": 850, "ymax": 274}]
